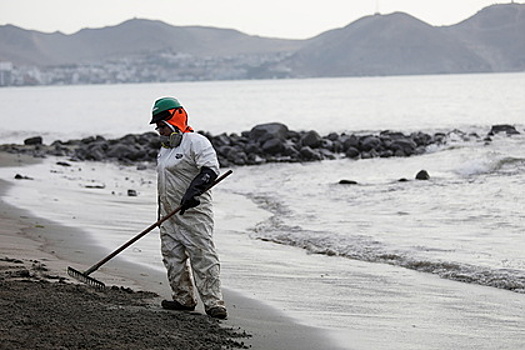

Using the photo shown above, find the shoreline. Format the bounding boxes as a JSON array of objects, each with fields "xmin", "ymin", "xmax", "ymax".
[{"xmin": 0, "ymin": 151, "xmax": 344, "ymax": 350}]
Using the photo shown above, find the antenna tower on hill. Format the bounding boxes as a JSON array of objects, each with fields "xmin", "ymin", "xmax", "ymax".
[{"xmin": 375, "ymin": 0, "xmax": 381, "ymax": 15}]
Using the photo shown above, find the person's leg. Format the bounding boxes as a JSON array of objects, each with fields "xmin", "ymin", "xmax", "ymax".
[
  {"xmin": 181, "ymin": 222, "xmax": 226, "ymax": 315},
  {"xmin": 160, "ymin": 226, "xmax": 197, "ymax": 308}
]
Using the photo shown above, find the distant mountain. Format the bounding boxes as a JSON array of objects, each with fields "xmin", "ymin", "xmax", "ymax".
[
  {"xmin": 442, "ymin": 3, "xmax": 525, "ymax": 71},
  {"xmin": 0, "ymin": 19, "xmax": 303, "ymax": 66},
  {"xmin": 286, "ymin": 12, "xmax": 491, "ymax": 77},
  {"xmin": 0, "ymin": 3, "xmax": 524, "ymax": 80}
]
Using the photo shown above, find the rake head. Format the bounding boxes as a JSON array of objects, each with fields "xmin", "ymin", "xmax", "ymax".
[{"xmin": 67, "ymin": 266, "xmax": 106, "ymax": 290}]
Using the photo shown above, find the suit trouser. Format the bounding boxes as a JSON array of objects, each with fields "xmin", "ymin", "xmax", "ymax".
[{"xmin": 160, "ymin": 217, "xmax": 224, "ymax": 311}]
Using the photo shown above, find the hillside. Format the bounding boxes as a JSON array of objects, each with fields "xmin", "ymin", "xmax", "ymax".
[
  {"xmin": 442, "ymin": 3, "xmax": 525, "ymax": 71},
  {"xmin": 0, "ymin": 19, "xmax": 303, "ymax": 66},
  {"xmin": 286, "ymin": 12, "xmax": 491, "ymax": 77}
]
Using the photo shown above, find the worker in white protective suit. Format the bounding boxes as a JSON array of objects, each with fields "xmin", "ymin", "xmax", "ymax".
[{"xmin": 150, "ymin": 96, "xmax": 227, "ymax": 319}]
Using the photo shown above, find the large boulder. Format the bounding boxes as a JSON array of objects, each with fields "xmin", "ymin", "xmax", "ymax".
[
  {"xmin": 300, "ymin": 130, "xmax": 322, "ymax": 148},
  {"xmin": 249, "ymin": 123, "xmax": 289, "ymax": 143},
  {"xmin": 106, "ymin": 143, "xmax": 140, "ymax": 161},
  {"xmin": 261, "ymin": 138, "xmax": 286, "ymax": 155},
  {"xmin": 410, "ymin": 131, "xmax": 433, "ymax": 146},
  {"xmin": 85, "ymin": 141, "xmax": 108, "ymax": 161},
  {"xmin": 24, "ymin": 136, "xmax": 43, "ymax": 146},
  {"xmin": 341, "ymin": 134, "xmax": 360, "ymax": 151},
  {"xmin": 359, "ymin": 136, "xmax": 383, "ymax": 152},
  {"xmin": 211, "ymin": 133, "xmax": 232, "ymax": 148},
  {"xmin": 389, "ymin": 139, "xmax": 417, "ymax": 156},
  {"xmin": 345, "ymin": 147, "xmax": 360, "ymax": 159},
  {"xmin": 299, "ymin": 146, "xmax": 323, "ymax": 161}
]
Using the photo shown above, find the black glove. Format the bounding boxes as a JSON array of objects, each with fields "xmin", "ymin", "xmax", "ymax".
[{"xmin": 180, "ymin": 167, "xmax": 218, "ymax": 215}]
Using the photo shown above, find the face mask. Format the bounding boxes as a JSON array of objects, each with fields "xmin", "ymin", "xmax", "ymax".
[{"xmin": 160, "ymin": 131, "xmax": 183, "ymax": 148}]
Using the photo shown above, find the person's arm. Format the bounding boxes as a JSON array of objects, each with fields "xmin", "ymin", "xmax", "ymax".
[{"xmin": 179, "ymin": 166, "xmax": 218, "ymax": 215}]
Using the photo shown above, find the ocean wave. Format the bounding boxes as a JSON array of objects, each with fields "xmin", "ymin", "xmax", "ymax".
[
  {"xmin": 249, "ymin": 197, "xmax": 525, "ymax": 294},
  {"xmin": 495, "ymin": 156, "xmax": 525, "ymax": 174},
  {"xmin": 454, "ymin": 154, "xmax": 525, "ymax": 177},
  {"xmin": 254, "ymin": 224, "xmax": 525, "ymax": 293}
]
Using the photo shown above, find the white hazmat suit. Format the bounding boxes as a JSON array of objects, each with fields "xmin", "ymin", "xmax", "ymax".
[{"xmin": 157, "ymin": 132, "xmax": 225, "ymax": 312}]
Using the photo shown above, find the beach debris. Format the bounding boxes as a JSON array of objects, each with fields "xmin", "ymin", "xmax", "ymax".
[
  {"xmin": 83, "ymin": 182, "xmax": 106, "ymax": 189},
  {"xmin": 9, "ymin": 268, "xmax": 31, "ymax": 278},
  {"xmin": 56, "ymin": 161, "xmax": 72, "ymax": 167},
  {"xmin": 32, "ymin": 261, "xmax": 49, "ymax": 272},
  {"xmin": 415, "ymin": 170, "xmax": 430, "ymax": 180},
  {"xmin": 1, "ymin": 257, "xmax": 24, "ymax": 264},
  {"xmin": 14, "ymin": 173, "xmax": 33, "ymax": 180},
  {"xmin": 111, "ymin": 285, "xmax": 136, "ymax": 293},
  {"xmin": 338, "ymin": 179, "xmax": 358, "ymax": 185},
  {"xmin": 0, "ymin": 257, "xmax": 67, "ymax": 283}
]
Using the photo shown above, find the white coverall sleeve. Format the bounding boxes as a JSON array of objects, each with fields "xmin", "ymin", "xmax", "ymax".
[{"xmin": 191, "ymin": 134, "xmax": 220, "ymax": 176}]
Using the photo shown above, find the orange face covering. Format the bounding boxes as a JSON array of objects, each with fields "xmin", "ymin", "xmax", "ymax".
[{"xmin": 164, "ymin": 108, "xmax": 194, "ymax": 133}]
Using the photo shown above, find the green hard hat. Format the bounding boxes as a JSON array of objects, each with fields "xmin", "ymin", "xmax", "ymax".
[{"xmin": 150, "ymin": 97, "xmax": 182, "ymax": 124}]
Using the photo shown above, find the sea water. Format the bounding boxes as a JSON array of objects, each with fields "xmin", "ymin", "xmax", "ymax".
[
  {"xmin": 1, "ymin": 73, "xmax": 524, "ymax": 349},
  {"xmin": 1, "ymin": 72, "xmax": 524, "ymax": 143}
]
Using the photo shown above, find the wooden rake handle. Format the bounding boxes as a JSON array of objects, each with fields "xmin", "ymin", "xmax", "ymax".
[{"xmin": 84, "ymin": 169, "xmax": 233, "ymax": 275}]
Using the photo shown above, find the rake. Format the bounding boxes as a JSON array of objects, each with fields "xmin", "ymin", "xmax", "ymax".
[{"xmin": 67, "ymin": 169, "xmax": 233, "ymax": 289}]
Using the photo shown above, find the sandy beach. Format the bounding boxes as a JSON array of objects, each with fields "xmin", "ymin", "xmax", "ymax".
[{"xmin": 0, "ymin": 151, "xmax": 344, "ymax": 350}]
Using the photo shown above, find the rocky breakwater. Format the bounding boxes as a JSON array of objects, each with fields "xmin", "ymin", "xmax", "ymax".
[
  {"xmin": 208, "ymin": 123, "xmax": 443, "ymax": 167},
  {"xmin": 1, "ymin": 123, "xmax": 521, "ymax": 167}
]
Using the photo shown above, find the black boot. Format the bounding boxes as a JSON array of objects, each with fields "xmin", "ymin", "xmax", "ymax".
[
  {"xmin": 206, "ymin": 306, "xmax": 228, "ymax": 319},
  {"xmin": 161, "ymin": 300, "xmax": 196, "ymax": 311}
]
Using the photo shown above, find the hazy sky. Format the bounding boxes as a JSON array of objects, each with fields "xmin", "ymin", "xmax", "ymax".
[{"xmin": 0, "ymin": 1, "xmax": 513, "ymax": 39}]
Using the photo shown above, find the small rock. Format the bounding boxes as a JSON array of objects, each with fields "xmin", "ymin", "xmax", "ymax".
[
  {"xmin": 14, "ymin": 174, "xmax": 33, "ymax": 180},
  {"xmin": 24, "ymin": 136, "xmax": 43, "ymax": 146},
  {"xmin": 488, "ymin": 124, "xmax": 520, "ymax": 136},
  {"xmin": 127, "ymin": 189, "xmax": 138, "ymax": 197},
  {"xmin": 415, "ymin": 170, "xmax": 430, "ymax": 180}
]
